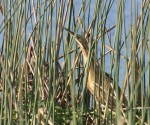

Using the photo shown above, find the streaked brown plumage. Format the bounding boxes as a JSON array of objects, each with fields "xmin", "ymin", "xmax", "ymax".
[{"xmin": 65, "ymin": 28, "xmax": 127, "ymax": 109}]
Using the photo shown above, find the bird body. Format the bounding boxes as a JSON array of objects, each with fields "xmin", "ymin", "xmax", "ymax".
[{"xmin": 65, "ymin": 28, "xmax": 127, "ymax": 109}]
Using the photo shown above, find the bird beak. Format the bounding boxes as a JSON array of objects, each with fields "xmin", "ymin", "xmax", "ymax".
[{"xmin": 64, "ymin": 27, "xmax": 76, "ymax": 37}]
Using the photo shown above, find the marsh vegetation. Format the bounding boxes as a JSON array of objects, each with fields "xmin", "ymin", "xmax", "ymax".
[{"xmin": 0, "ymin": 0, "xmax": 150, "ymax": 124}]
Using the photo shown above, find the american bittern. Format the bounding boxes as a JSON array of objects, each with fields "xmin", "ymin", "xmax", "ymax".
[{"xmin": 65, "ymin": 28, "xmax": 127, "ymax": 109}]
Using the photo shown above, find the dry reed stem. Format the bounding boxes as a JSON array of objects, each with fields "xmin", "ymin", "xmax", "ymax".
[
  {"xmin": 121, "ymin": 0, "xmax": 147, "ymax": 104},
  {"xmin": 120, "ymin": 0, "xmax": 147, "ymax": 105},
  {"xmin": 60, "ymin": 51, "xmax": 81, "ymax": 104}
]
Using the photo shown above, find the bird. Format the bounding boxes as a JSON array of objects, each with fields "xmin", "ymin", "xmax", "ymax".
[{"xmin": 65, "ymin": 27, "xmax": 127, "ymax": 110}]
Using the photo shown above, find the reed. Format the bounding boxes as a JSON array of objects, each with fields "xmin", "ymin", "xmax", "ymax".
[{"xmin": 0, "ymin": 0, "xmax": 149, "ymax": 124}]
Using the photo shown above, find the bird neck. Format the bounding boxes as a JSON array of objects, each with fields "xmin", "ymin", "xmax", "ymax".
[{"xmin": 82, "ymin": 50, "xmax": 96, "ymax": 82}]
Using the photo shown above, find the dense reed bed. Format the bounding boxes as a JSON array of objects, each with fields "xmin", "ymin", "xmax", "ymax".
[{"xmin": 0, "ymin": 0, "xmax": 150, "ymax": 124}]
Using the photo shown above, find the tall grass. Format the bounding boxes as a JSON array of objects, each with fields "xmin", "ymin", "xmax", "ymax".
[{"xmin": 0, "ymin": 0, "xmax": 149, "ymax": 124}]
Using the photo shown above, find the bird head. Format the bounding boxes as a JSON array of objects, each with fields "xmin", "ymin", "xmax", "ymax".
[{"xmin": 65, "ymin": 28, "xmax": 89, "ymax": 55}]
